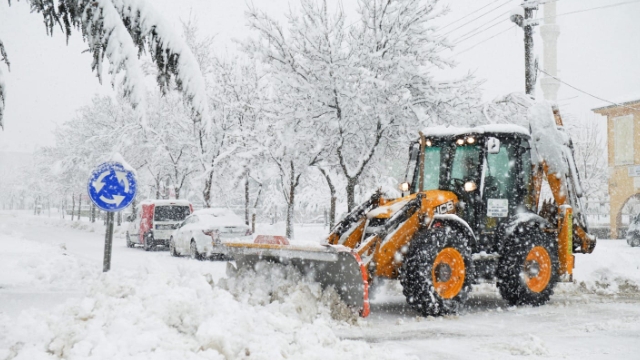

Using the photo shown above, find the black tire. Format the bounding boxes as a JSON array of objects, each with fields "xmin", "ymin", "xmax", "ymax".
[
  {"xmin": 169, "ymin": 237, "xmax": 179, "ymax": 257},
  {"xmin": 190, "ymin": 240, "xmax": 202, "ymax": 260},
  {"xmin": 400, "ymin": 226, "xmax": 474, "ymax": 316},
  {"xmin": 126, "ymin": 232, "xmax": 134, "ymax": 248},
  {"xmin": 496, "ymin": 223, "xmax": 559, "ymax": 306},
  {"xmin": 144, "ymin": 233, "xmax": 153, "ymax": 252}
]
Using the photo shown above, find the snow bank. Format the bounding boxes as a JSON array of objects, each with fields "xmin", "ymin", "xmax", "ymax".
[
  {"xmin": 569, "ymin": 240, "xmax": 640, "ymax": 296},
  {"xmin": 0, "ymin": 245, "xmax": 408, "ymax": 359},
  {"xmin": 0, "ymin": 228, "xmax": 94, "ymax": 292},
  {"xmin": 11, "ymin": 214, "xmax": 128, "ymax": 237}
]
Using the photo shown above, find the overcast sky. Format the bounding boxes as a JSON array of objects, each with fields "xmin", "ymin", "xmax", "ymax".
[{"xmin": 0, "ymin": 0, "xmax": 638, "ymax": 153}]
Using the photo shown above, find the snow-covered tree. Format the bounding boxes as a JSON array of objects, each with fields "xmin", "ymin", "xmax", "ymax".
[
  {"xmin": 566, "ymin": 115, "xmax": 608, "ymax": 203},
  {"xmin": 244, "ymin": 0, "xmax": 481, "ymax": 216}
]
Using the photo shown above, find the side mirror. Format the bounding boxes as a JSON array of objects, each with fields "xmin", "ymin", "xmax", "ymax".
[{"xmin": 487, "ymin": 137, "xmax": 500, "ymax": 154}]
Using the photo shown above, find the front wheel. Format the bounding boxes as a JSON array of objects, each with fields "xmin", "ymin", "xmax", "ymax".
[
  {"xmin": 497, "ymin": 223, "xmax": 559, "ymax": 306},
  {"xmin": 400, "ymin": 226, "xmax": 473, "ymax": 316}
]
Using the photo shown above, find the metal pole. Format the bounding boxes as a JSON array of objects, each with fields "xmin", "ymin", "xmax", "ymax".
[
  {"xmin": 524, "ymin": 0, "xmax": 536, "ymax": 96},
  {"xmin": 103, "ymin": 212, "xmax": 115, "ymax": 272}
]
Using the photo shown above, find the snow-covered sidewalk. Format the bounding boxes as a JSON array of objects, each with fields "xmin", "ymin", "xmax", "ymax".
[{"xmin": 1, "ymin": 212, "xmax": 639, "ymax": 359}]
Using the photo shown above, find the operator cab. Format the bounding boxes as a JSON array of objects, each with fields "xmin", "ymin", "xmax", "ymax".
[{"xmin": 405, "ymin": 125, "xmax": 535, "ymax": 253}]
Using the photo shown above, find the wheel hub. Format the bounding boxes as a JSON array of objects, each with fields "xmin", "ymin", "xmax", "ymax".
[
  {"xmin": 524, "ymin": 260, "xmax": 540, "ymax": 277},
  {"xmin": 523, "ymin": 246, "xmax": 552, "ymax": 293},
  {"xmin": 434, "ymin": 263, "xmax": 452, "ymax": 282},
  {"xmin": 431, "ymin": 248, "xmax": 466, "ymax": 299}
]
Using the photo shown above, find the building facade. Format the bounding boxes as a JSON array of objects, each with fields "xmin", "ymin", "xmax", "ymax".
[{"xmin": 593, "ymin": 99, "xmax": 640, "ymax": 238}]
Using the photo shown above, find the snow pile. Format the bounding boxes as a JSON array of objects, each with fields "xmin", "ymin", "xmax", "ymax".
[
  {"xmin": 559, "ymin": 240, "xmax": 640, "ymax": 296},
  {"xmin": 1, "ymin": 257, "xmax": 407, "ymax": 359},
  {"xmin": 221, "ymin": 261, "xmax": 357, "ymax": 323},
  {"xmin": 0, "ymin": 227, "xmax": 94, "ymax": 291}
]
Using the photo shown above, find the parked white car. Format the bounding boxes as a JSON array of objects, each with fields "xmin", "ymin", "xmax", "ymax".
[{"xmin": 169, "ymin": 208, "xmax": 252, "ymax": 259}]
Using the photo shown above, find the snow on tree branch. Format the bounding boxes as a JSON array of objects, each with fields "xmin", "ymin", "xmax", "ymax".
[
  {"xmin": 110, "ymin": 0, "xmax": 209, "ymax": 122},
  {"xmin": 0, "ymin": 38, "xmax": 8, "ymax": 129},
  {"xmin": 8, "ymin": 0, "xmax": 209, "ymax": 125}
]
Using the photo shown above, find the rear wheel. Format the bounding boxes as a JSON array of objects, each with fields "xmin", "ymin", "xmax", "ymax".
[
  {"xmin": 400, "ymin": 226, "xmax": 473, "ymax": 316},
  {"xmin": 190, "ymin": 240, "xmax": 202, "ymax": 260},
  {"xmin": 126, "ymin": 232, "xmax": 134, "ymax": 248},
  {"xmin": 169, "ymin": 237, "xmax": 179, "ymax": 257},
  {"xmin": 144, "ymin": 233, "xmax": 153, "ymax": 252},
  {"xmin": 497, "ymin": 224, "xmax": 559, "ymax": 306}
]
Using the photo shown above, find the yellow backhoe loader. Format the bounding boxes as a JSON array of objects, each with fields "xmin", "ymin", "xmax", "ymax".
[{"xmin": 221, "ymin": 103, "xmax": 596, "ymax": 318}]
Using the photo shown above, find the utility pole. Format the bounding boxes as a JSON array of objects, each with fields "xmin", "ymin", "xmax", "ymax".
[{"xmin": 511, "ymin": 0, "xmax": 539, "ymax": 97}]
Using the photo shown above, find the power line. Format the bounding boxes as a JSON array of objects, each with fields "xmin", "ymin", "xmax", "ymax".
[
  {"xmin": 533, "ymin": 0, "xmax": 640, "ymax": 21},
  {"xmin": 451, "ymin": 26, "xmax": 515, "ymax": 57},
  {"xmin": 450, "ymin": 9, "xmax": 511, "ymax": 46},
  {"xmin": 437, "ymin": 0, "xmax": 504, "ymax": 31},
  {"xmin": 538, "ymin": 69, "xmax": 640, "ymax": 111},
  {"xmin": 436, "ymin": 0, "xmax": 512, "ymax": 38}
]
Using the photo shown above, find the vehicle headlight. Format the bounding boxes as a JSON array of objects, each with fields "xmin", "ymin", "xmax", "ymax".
[
  {"xmin": 464, "ymin": 181, "xmax": 477, "ymax": 192},
  {"xmin": 399, "ymin": 182, "xmax": 410, "ymax": 192}
]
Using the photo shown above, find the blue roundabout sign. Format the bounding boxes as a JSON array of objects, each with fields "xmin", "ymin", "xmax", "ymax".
[{"xmin": 87, "ymin": 162, "xmax": 137, "ymax": 212}]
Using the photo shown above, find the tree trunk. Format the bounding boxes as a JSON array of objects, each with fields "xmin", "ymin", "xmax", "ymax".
[
  {"xmin": 330, "ymin": 196, "xmax": 336, "ymax": 229},
  {"xmin": 203, "ymin": 170, "xmax": 214, "ymax": 208},
  {"xmin": 174, "ymin": 187, "xmax": 180, "ymax": 200},
  {"xmin": 71, "ymin": 194, "xmax": 75, "ymax": 221},
  {"xmin": 245, "ymin": 174, "xmax": 250, "ymax": 226},
  {"xmin": 346, "ymin": 178, "xmax": 357, "ymax": 212},
  {"xmin": 91, "ymin": 203, "xmax": 96, "ymax": 223},
  {"xmin": 286, "ymin": 194, "xmax": 295, "ymax": 239},
  {"xmin": 285, "ymin": 164, "xmax": 297, "ymax": 240},
  {"xmin": 77, "ymin": 194, "xmax": 82, "ymax": 221},
  {"xmin": 318, "ymin": 167, "xmax": 337, "ymax": 229},
  {"xmin": 251, "ymin": 213, "xmax": 256, "ymax": 234}
]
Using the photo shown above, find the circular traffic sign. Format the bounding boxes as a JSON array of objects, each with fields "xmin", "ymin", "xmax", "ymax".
[{"xmin": 87, "ymin": 162, "xmax": 137, "ymax": 212}]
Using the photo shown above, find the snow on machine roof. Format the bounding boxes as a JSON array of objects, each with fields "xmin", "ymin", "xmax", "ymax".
[{"xmin": 421, "ymin": 124, "xmax": 530, "ymax": 138}]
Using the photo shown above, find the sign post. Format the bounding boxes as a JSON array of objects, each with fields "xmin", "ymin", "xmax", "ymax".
[
  {"xmin": 104, "ymin": 212, "xmax": 115, "ymax": 272},
  {"xmin": 87, "ymin": 161, "xmax": 137, "ymax": 272}
]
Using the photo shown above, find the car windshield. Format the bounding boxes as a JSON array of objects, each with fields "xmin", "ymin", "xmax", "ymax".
[{"xmin": 154, "ymin": 206, "xmax": 190, "ymax": 222}]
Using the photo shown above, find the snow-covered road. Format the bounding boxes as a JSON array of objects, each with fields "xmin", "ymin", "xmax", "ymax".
[{"xmin": 1, "ymin": 211, "xmax": 639, "ymax": 359}]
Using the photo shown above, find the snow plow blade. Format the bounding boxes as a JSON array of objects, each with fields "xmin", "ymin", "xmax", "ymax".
[{"xmin": 224, "ymin": 243, "xmax": 370, "ymax": 317}]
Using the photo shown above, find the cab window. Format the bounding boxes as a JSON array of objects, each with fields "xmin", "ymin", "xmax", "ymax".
[
  {"xmin": 485, "ymin": 145, "xmax": 514, "ymax": 200},
  {"xmin": 423, "ymin": 146, "xmax": 442, "ymax": 191},
  {"xmin": 450, "ymin": 145, "xmax": 481, "ymax": 184}
]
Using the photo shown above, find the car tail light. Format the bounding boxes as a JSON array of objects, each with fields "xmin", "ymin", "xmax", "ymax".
[{"xmin": 204, "ymin": 229, "xmax": 221, "ymax": 245}]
